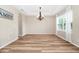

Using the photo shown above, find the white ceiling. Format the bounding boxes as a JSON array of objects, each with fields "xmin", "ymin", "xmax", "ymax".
[{"xmin": 15, "ymin": 5, "xmax": 67, "ymax": 16}]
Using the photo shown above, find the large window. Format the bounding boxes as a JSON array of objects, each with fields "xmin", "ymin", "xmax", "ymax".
[
  {"xmin": 57, "ymin": 15, "xmax": 66, "ymax": 31},
  {"xmin": 56, "ymin": 10, "xmax": 72, "ymax": 33}
]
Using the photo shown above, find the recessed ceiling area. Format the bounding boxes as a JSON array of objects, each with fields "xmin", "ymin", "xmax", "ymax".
[{"xmin": 15, "ymin": 5, "xmax": 67, "ymax": 16}]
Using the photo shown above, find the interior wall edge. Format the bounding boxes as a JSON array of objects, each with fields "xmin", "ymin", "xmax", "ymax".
[{"xmin": 0, "ymin": 37, "xmax": 18, "ymax": 49}]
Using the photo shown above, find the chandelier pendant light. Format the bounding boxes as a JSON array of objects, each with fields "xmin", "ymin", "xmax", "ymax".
[{"xmin": 37, "ymin": 7, "xmax": 44, "ymax": 21}]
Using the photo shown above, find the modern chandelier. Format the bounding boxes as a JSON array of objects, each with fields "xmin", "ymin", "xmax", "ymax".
[{"xmin": 37, "ymin": 7, "xmax": 44, "ymax": 21}]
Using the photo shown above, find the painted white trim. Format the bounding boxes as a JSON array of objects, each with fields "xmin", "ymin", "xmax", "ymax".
[
  {"xmin": 25, "ymin": 33, "xmax": 55, "ymax": 35},
  {"xmin": 56, "ymin": 34, "xmax": 65, "ymax": 40},
  {"xmin": 26, "ymin": 33, "xmax": 56, "ymax": 35},
  {"xmin": 70, "ymin": 42, "xmax": 79, "ymax": 48},
  {"xmin": 0, "ymin": 37, "xmax": 18, "ymax": 49},
  {"xmin": 56, "ymin": 34, "xmax": 79, "ymax": 48}
]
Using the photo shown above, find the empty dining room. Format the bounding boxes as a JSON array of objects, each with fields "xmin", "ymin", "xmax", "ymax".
[{"xmin": 0, "ymin": 5, "xmax": 79, "ymax": 53}]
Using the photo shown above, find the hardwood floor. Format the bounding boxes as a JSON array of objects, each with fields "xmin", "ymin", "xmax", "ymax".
[{"xmin": 0, "ymin": 34, "xmax": 79, "ymax": 53}]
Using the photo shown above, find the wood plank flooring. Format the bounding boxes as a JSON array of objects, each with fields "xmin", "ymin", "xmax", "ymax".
[{"xmin": 0, "ymin": 34, "xmax": 79, "ymax": 53}]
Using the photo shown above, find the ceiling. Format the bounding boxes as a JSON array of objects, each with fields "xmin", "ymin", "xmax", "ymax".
[{"xmin": 15, "ymin": 5, "xmax": 67, "ymax": 16}]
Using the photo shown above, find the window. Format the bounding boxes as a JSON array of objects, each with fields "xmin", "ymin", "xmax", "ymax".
[
  {"xmin": 57, "ymin": 15, "xmax": 66, "ymax": 31},
  {"xmin": 56, "ymin": 10, "xmax": 72, "ymax": 33}
]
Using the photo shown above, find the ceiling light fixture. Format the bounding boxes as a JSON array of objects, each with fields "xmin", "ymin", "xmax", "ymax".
[{"xmin": 37, "ymin": 7, "xmax": 44, "ymax": 21}]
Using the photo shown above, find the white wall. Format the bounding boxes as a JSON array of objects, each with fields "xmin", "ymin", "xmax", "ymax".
[
  {"xmin": 22, "ymin": 14, "xmax": 29, "ymax": 36},
  {"xmin": 18, "ymin": 13, "xmax": 23, "ymax": 36},
  {"xmin": 0, "ymin": 5, "xmax": 19, "ymax": 48},
  {"xmin": 56, "ymin": 5, "xmax": 79, "ymax": 47},
  {"xmin": 22, "ymin": 16, "xmax": 56, "ymax": 35},
  {"xmin": 71, "ymin": 6, "xmax": 79, "ymax": 47}
]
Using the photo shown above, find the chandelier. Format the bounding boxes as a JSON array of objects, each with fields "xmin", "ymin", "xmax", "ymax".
[{"xmin": 37, "ymin": 7, "xmax": 44, "ymax": 21}]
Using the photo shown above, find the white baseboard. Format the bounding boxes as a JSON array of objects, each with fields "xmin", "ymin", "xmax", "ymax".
[
  {"xmin": 70, "ymin": 41, "xmax": 79, "ymax": 48},
  {"xmin": 0, "ymin": 37, "xmax": 18, "ymax": 49},
  {"xmin": 56, "ymin": 34, "xmax": 65, "ymax": 40},
  {"xmin": 26, "ymin": 33, "xmax": 55, "ymax": 35},
  {"xmin": 56, "ymin": 34, "xmax": 79, "ymax": 48}
]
